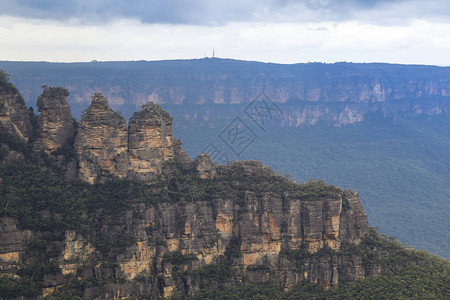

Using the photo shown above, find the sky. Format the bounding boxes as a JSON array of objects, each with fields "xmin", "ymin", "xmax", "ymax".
[{"xmin": 0, "ymin": 0, "xmax": 449, "ymax": 65}]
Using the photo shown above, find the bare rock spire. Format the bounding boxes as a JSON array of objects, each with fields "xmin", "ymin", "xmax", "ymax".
[
  {"xmin": 127, "ymin": 102, "xmax": 176, "ymax": 181},
  {"xmin": 74, "ymin": 93, "xmax": 129, "ymax": 184},
  {"xmin": 36, "ymin": 87, "xmax": 75, "ymax": 153}
]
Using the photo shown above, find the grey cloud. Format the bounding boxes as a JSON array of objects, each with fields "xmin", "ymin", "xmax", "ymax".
[{"xmin": 1, "ymin": 0, "xmax": 449, "ymax": 25}]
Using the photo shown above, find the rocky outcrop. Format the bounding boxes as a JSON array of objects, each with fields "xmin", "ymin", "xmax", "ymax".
[
  {"xmin": 36, "ymin": 87, "xmax": 75, "ymax": 153},
  {"xmin": 173, "ymin": 137, "xmax": 192, "ymax": 165},
  {"xmin": 0, "ymin": 73, "xmax": 34, "ymax": 166},
  {"xmin": 0, "ymin": 158, "xmax": 373, "ymax": 299},
  {"xmin": 74, "ymin": 97, "xmax": 192, "ymax": 183},
  {"xmin": 60, "ymin": 230, "xmax": 95, "ymax": 276},
  {"xmin": 339, "ymin": 190, "xmax": 369, "ymax": 243},
  {"xmin": 194, "ymin": 153, "xmax": 215, "ymax": 179},
  {"xmin": 0, "ymin": 73, "xmax": 32, "ymax": 141},
  {"xmin": 128, "ymin": 103, "xmax": 175, "ymax": 181},
  {"xmin": 75, "ymin": 93, "xmax": 129, "ymax": 184},
  {"xmin": 0, "ymin": 218, "xmax": 24, "ymax": 272},
  {"xmin": 72, "ymin": 163, "xmax": 369, "ymax": 297}
]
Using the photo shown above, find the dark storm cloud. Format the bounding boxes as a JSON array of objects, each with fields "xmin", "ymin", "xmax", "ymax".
[{"xmin": 2, "ymin": 0, "xmax": 449, "ymax": 24}]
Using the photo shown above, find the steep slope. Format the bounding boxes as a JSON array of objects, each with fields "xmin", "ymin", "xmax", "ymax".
[
  {"xmin": 0, "ymin": 72, "xmax": 33, "ymax": 142},
  {"xmin": 0, "ymin": 71, "xmax": 34, "ymax": 164}
]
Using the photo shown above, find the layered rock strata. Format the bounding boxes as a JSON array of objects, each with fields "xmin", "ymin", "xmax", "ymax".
[
  {"xmin": 73, "ymin": 97, "xmax": 192, "ymax": 183},
  {"xmin": 128, "ymin": 103, "xmax": 176, "ymax": 181},
  {"xmin": 36, "ymin": 87, "xmax": 75, "ymax": 153},
  {"xmin": 0, "ymin": 162, "xmax": 371, "ymax": 298},
  {"xmin": 74, "ymin": 93, "xmax": 129, "ymax": 184},
  {"xmin": 0, "ymin": 76, "xmax": 33, "ymax": 141},
  {"xmin": 0, "ymin": 78, "xmax": 34, "ymax": 164},
  {"xmin": 0, "ymin": 218, "xmax": 24, "ymax": 272}
]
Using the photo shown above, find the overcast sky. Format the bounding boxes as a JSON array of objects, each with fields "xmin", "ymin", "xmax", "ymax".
[{"xmin": 1, "ymin": 0, "xmax": 449, "ymax": 65}]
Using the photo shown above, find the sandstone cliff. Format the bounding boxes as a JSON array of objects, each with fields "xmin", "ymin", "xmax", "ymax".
[
  {"xmin": 128, "ymin": 103, "xmax": 176, "ymax": 181},
  {"xmin": 0, "ymin": 72, "xmax": 35, "ymax": 165},
  {"xmin": 0, "ymin": 218, "xmax": 24, "ymax": 273},
  {"xmin": 0, "ymin": 161, "xmax": 372, "ymax": 299},
  {"xmin": 0, "ymin": 71, "xmax": 33, "ymax": 141},
  {"xmin": 75, "ymin": 93, "xmax": 129, "ymax": 184},
  {"xmin": 35, "ymin": 87, "xmax": 75, "ymax": 153},
  {"xmin": 0, "ymin": 78, "xmax": 191, "ymax": 184}
]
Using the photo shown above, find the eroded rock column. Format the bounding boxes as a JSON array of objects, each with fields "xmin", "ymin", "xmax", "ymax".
[
  {"xmin": 36, "ymin": 87, "xmax": 75, "ymax": 153},
  {"xmin": 128, "ymin": 103, "xmax": 175, "ymax": 181},
  {"xmin": 74, "ymin": 93, "xmax": 129, "ymax": 184}
]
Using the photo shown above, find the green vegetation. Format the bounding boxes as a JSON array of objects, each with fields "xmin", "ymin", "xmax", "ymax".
[
  {"xmin": 163, "ymin": 251, "xmax": 198, "ymax": 265},
  {"xmin": 0, "ymin": 158, "xmax": 350, "ymax": 299},
  {"xmin": 0, "ymin": 276, "xmax": 40, "ymax": 298},
  {"xmin": 0, "ymin": 125, "xmax": 31, "ymax": 160},
  {"xmin": 3, "ymin": 59, "xmax": 449, "ymax": 257}
]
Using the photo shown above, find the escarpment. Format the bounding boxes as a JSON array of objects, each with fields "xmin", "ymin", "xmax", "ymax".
[{"xmin": 0, "ymin": 160, "xmax": 372, "ymax": 298}]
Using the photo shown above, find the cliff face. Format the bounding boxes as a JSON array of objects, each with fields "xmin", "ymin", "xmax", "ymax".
[
  {"xmin": 0, "ymin": 73, "xmax": 32, "ymax": 141},
  {"xmin": 0, "ymin": 218, "xmax": 24, "ymax": 273},
  {"xmin": 0, "ymin": 162, "xmax": 371, "ymax": 299},
  {"xmin": 36, "ymin": 87, "xmax": 75, "ymax": 153},
  {"xmin": 128, "ymin": 103, "xmax": 176, "ymax": 181},
  {"xmin": 74, "ymin": 93, "xmax": 129, "ymax": 184}
]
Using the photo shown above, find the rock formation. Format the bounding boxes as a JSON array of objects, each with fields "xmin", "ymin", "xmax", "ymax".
[
  {"xmin": 36, "ymin": 87, "xmax": 75, "ymax": 153},
  {"xmin": 128, "ymin": 103, "xmax": 176, "ymax": 181},
  {"xmin": 0, "ymin": 161, "xmax": 371, "ymax": 298},
  {"xmin": 74, "ymin": 93, "xmax": 129, "ymax": 184},
  {"xmin": 0, "ymin": 73, "xmax": 32, "ymax": 141},
  {"xmin": 194, "ymin": 153, "xmax": 216, "ymax": 179},
  {"xmin": 0, "ymin": 218, "xmax": 23, "ymax": 273},
  {"xmin": 173, "ymin": 137, "xmax": 192, "ymax": 165}
]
